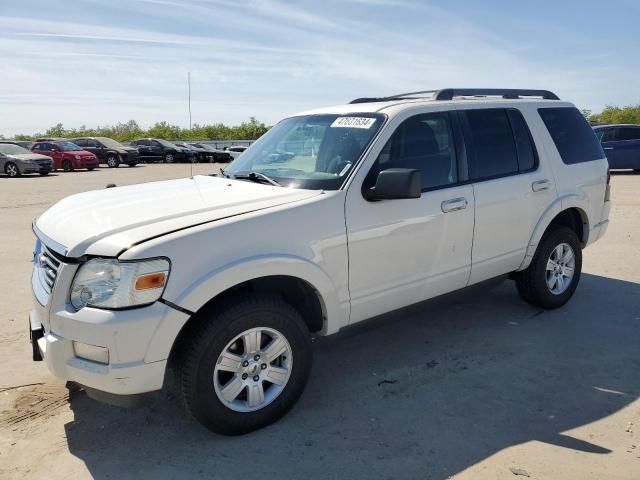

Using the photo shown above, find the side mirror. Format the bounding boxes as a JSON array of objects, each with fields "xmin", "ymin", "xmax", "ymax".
[{"xmin": 364, "ymin": 168, "xmax": 422, "ymax": 201}]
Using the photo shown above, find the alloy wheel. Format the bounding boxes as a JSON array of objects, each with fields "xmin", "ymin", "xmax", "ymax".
[
  {"xmin": 6, "ymin": 163, "xmax": 19, "ymax": 177},
  {"xmin": 213, "ymin": 327, "xmax": 293, "ymax": 412},
  {"xmin": 545, "ymin": 242, "xmax": 575, "ymax": 295}
]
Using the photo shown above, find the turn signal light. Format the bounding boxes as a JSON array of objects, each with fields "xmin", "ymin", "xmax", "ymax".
[{"xmin": 135, "ymin": 272, "xmax": 166, "ymax": 291}]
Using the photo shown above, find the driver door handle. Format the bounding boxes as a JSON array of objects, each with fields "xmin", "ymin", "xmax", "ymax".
[{"xmin": 441, "ymin": 197, "xmax": 468, "ymax": 213}]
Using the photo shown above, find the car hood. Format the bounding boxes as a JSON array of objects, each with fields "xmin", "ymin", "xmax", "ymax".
[
  {"xmin": 35, "ymin": 175, "xmax": 321, "ymax": 257},
  {"xmin": 7, "ymin": 153, "xmax": 52, "ymax": 161}
]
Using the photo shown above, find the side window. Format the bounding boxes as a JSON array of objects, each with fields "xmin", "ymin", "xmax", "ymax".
[
  {"xmin": 369, "ymin": 112, "xmax": 458, "ymax": 190},
  {"xmin": 32, "ymin": 143, "xmax": 41, "ymax": 151},
  {"xmin": 507, "ymin": 109, "xmax": 537, "ymax": 172},
  {"xmin": 600, "ymin": 129, "xmax": 616, "ymax": 143},
  {"xmin": 462, "ymin": 109, "xmax": 519, "ymax": 180},
  {"xmin": 538, "ymin": 107, "xmax": 604, "ymax": 164},
  {"xmin": 87, "ymin": 139, "xmax": 98, "ymax": 148},
  {"xmin": 74, "ymin": 139, "xmax": 85, "ymax": 147},
  {"xmin": 151, "ymin": 141, "xmax": 162, "ymax": 148},
  {"xmin": 618, "ymin": 127, "xmax": 640, "ymax": 141}
]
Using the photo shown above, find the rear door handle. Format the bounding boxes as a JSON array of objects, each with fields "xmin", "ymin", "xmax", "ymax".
[
  {"xmin": 441, "ymin": 197, "xmax": 468, "ymax": 213},
  {"xmin": 532, "ymin": 179, "xmax": 552, "ymax": 192}
]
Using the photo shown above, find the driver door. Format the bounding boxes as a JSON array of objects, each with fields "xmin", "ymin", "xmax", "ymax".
[{"xmin": 345, "ymin": 110, "xmax": 474, "ymax": 324}]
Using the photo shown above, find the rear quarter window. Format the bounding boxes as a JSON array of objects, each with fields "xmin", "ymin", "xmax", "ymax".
[{"xmin": 538, "ymin": 107, "xmax": 604, "ymax": 165}]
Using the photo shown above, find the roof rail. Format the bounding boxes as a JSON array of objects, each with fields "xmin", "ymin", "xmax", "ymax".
[
  {"xmin": 349, "ymin": 88, "xmax": 559, "ymax": 104},
  {"xmin": 434, "ymin": 88, "xmax": 559, "ymax": 100}
]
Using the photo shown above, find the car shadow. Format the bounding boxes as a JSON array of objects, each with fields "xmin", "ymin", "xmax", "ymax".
[
  {"xmin": 610, "ymin": 170, "xmax": 639, "ymax": 175},
  {"xmin": 0, "ymin": 173, "xmax": 59, "ymax": 179},
  {"xmin": 63, "ymin": 273, "xmax": 640, "ymax": 479}
]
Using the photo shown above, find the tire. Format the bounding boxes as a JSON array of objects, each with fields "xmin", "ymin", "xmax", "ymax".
[
  {"xmin": 106, "ymin": 155, "xmax": 120, "ymax": 168},
  {"xmin": 128, "ymin": 163, "xmax": 137, "ymax": 167},
  {"xmin": 176, "ymin": 295, "xmax": 312, "ymax": 435},
  {"xmin": 62, "ymin": 160, "xmax": 74, "ymax": 172},
  {"xmin": 164, "ymin": 153, "xmax": 175, "ymax": 163},
  {"xmin": 514, "ymin": 226, "xmax": 582, "ymax": 309},
  {"xmin": 87, "ymin": 167, "xmax": 95, "ymax": 171},
  {"xmin": 39, "ymin": 172, "xmax": 49, "ymax": 176},
  {"xmin": 5, "ymin": 162, "xmax": 20, "ymax": 177}
]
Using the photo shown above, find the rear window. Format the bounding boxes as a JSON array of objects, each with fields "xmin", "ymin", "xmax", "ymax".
[{"xmin": 538, "ymin": 107, "xmax": 604, "ymax": 164}]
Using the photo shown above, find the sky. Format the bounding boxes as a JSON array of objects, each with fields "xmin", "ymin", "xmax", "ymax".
[{"xmin": 0, "ymin": 0, "xmax": 638, "ymax": 136}]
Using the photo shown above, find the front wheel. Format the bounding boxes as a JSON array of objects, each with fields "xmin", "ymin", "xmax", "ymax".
[
  {"xmin": 177, "ymin": 296, "xmax": 312, "ymax": 435},
  {"xmin": 106, "ymin": 155, "xmax": 120, "ymax": 168},
  {"xmin": 514, "ymin": 227, "xmax": 582, "ymax": 309},
  {"xmin": 5, "ymin": 162, "xmax": 20, "ymax": 177},
  {"xmin": 164, "ymin": 153, "xmax": 175, "ymax": 163}
]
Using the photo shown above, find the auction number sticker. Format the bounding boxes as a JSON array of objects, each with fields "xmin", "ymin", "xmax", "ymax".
[{"xmin": 331, "ymin": 117, "xmax": 376, "ymax": 129}]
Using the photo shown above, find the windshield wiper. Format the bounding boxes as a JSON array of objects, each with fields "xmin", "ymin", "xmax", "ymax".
[{"xmin": 232, "ymin": 171, "xmax": 282, "ymax": 187}]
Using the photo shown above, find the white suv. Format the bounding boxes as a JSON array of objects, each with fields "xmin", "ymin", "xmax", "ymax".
[{"xmin": 29, "ymin": 88, "xmax": 611, "ymax": 434}]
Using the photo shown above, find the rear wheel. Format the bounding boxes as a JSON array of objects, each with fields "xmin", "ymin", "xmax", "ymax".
[
  {"xmin": 106, "ymin": 155, "xmax": 120, "ymax": 168},
  {"xmin": 62, "ymin": 160, "xmax": 74, "ymax": 172},
  {"xmin": 515, "ymin": 227, "xmax": 582, "ymax": 309},
  {"xmin": 5, "ymin": 162, "xmax": 20, "ymax": 177},
  {"xmin": 176, "ymin": 295, "xmax": 312, "ymax": 435},
  {"xmin": 164, "ymin": 153, "xmax": 175, "ymax": 163}
]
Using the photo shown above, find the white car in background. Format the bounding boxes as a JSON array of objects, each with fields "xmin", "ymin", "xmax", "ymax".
[
  {"xmin": 28, "ymin": 88, "xmax": 610, "ymax": 435},
  {"xmin": 224, "ymin": 145, "xmax": 248, "ymax": 159}
]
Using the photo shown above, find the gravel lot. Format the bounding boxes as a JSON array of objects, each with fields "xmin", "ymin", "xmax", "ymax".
[{"xmin": 0, "ymin": 164, "xmax": 638, "ymax": 480}]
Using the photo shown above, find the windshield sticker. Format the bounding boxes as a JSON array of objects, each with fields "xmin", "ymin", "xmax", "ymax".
[{"xmin": 331, "ymin": 117, "xmax": 376, "ymax": 129}]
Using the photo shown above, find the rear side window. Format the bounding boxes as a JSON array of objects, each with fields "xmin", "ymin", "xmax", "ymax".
[
  {"xmin": 462, "ymin": 109, "xmax": 519, "ymax": 180},
  {"xmin": 538, "ymin": 107, "xmax": 604, "ymax": 164},
  {"xmin": 618, "ymin": 127, "xmax": 640, "ymax": 141}
]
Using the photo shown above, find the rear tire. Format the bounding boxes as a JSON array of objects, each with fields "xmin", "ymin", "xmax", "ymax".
[
  {"xmin": 62, "ymin": 160, "xmax": 74, "ymax": 172},
  {"xmin": 176, "ymin": 295, "xmax": 312, "ymax": 435},
  {"xmin": 5, "ymin": 162, "xmax": 20, "ymax": 177},
  {"xmin": 39, "ymin": 172, "xmax": 49, "ymax": 176},
  {"xmin": 164, "ymin": 153, "xmax": 175, "ymax": 163},
  {"xmin": 514, "ymin": 227, "xmax": 582, "ymax": 309}
]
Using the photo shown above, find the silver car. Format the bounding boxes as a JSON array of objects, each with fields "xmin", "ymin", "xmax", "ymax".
[{"xmin": 0, "ymin": 142, "xmax": 53, "ymax": 177}]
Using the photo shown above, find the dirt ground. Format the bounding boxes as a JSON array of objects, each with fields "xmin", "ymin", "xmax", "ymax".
[{"xmin": 0, "ymin": 164, "xmax": 638, "ymax": 480}]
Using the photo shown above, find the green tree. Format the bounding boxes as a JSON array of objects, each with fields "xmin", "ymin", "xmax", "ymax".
[{"xmin": 588, "ymin": 104, "xmax": 640, "ymax": 124}]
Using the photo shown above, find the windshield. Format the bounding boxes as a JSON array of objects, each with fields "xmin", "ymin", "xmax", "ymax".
[
  {"xmin": 97, "ymin": 137, "xmax": 125, "ymax": 148},
  {"xmin": 58, "ymin": 141, "xmax": 82, "ymax": 151},
  {"xmin": 225, "ymin": 114, "xmax": 384, "ymax": 190},
  {"xmin": 0, "ymin": 143, "xmax": 30, "ymax": 155}
]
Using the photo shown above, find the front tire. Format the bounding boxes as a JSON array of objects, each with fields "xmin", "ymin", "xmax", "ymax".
[
  {"xmin": 5, "ymin": 162, "xmax": 20, "ymax": 177},
  {"xmin": 515, "ymin": 227, "xmax": 582, "ymax": 309},
  {"xmin": 176, "ymin": 295, "xmax": 312, "ymax": 435},
  {"xmin": 164, "ymin": 153, "xmax": 175, "ymax": 163},
  {"xmin": 106, "ymin": 155, "xmax": 120, "ymax": 168}
]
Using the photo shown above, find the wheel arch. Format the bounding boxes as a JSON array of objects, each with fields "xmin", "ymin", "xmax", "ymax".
[
  {"xmin": 518, "ymin": 196, "xmax": 589, "ymax": 271},
  {"xmin": 158, "ymin": 256, "xmax": 346, "ymax": 367}
]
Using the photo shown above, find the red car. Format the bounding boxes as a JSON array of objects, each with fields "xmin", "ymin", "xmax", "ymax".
[{"xmin": 31, "ymin": 140, "xmax": 99, "ymax": 171}]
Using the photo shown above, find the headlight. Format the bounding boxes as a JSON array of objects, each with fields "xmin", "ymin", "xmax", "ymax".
[
  {"xmin": 75, "ymin": 154, "xmax": 81, "ymax": 160},
  {"xmin": 70, "ymin": 258, "xmax": 170, "ymax": 310}
]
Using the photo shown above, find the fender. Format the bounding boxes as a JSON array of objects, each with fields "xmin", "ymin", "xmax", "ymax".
[
  {"xmin": 170, "ymin": 254, "xmax": 346, "ymax": 335},
  {"xmin": 518, "ymin": 193, "xmax": 589, "ymax": 271}
]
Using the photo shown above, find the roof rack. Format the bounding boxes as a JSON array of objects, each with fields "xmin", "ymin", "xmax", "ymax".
[{"xmin": 349, "ymin": 88, "xmax": 559, "ymax": 104}]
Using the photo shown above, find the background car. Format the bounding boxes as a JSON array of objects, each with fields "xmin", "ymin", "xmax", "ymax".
[
  {"xmin": 71, "ymin": 137, "xmax": 140, "ymax": 168},
  {"xmin": 31, "ymin": 140, "xmax": 99, "ymax": 171},
  {"xmin": 0, "ymin": 141, "xmax": 52, "ymax": 177},
  {"xmin": 174, "ymin": 142, "xmax": 204, "ymax": 163},
  {"xmin": 593, "ymin": 124, "xmax": 640, "ymax": 171},
  {"xmin": 3, "ymin": 139, "xmax": 33, "ymax": 149},
  {"xmin": 188, "ymin": 143, "xmax": 233, "ymax": 162},
  {"xmin": 129, "ymin": 138, "xmax": 194, "ymax": 163},
  {"xmin": 224, "ymin": 145, "xmax": 248, "ymax": 159}
]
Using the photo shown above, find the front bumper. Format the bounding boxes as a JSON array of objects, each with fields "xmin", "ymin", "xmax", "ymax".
[{"xmin": 29, "ymin": 301, "xmax": 189, "ymax": 397}]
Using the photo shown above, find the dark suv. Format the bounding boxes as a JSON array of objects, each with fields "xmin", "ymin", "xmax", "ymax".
[
  {"xmin": 129, "ymin": 139, "xmax": 194, "ymax": 163},
  {"xmin": 593, "ymin": 124, "xmax": 640, "ymax": 171},
  {"xmin": 72, "ymin": 137, "xmax": 140, "ymax": 168}
]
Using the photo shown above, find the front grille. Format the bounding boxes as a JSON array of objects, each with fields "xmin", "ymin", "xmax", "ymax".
[{"xmin": 40, "ymin": 246, "xmax": 61, "ymax": 294}]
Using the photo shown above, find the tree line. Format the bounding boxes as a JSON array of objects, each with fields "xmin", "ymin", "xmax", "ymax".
[
  {"xmin": 7, "ymin": 117, "xmax": 270, "ymax": 142},
  {"xmin": 582, "ymin": 104, "xmax": 640, "ymax": 124}
]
